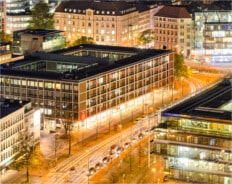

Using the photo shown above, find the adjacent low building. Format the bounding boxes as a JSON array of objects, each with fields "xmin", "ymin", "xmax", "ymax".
[
  {"xmin": 12, "ymin": 29, "xmax": 65, "ymax": 55},
  {"xmin": 152, "ymin": 77, "xmax": 232, "ymax": 183},
  {"xmin": 0, "ymin": 99, "xmax": 40, "ymax": 169},
  {"xmin": 0, "ymin": 42, "xmax": 11, "ymax": 65},
  {"xmin": 0, "ymin": 44, "xmax": 174, "ymax": 130}
]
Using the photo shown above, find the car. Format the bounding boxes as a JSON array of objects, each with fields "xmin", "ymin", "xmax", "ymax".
[
  {"xmin": 131, "ymin": 136, "xmax": 138, "ymax": 143},
  {"xmin": 110, "ymin": 144, "xmax": 118, "ymax": 153},
  {"xmin": 138, "ymin": 132, "xmax": 144, "ymax": 139},
  {"xmin": 108, "ymin": 150, "xmax": 116, "ymax": 158},
  {"xmin": 95, "ymin": 162, "xmax": 103, "ymax": 170},
  {"xmin": 116, "ymin": 146, "xmax": 124, "ymax": 154},
  {"xmin": 123, "ymin": 142, "xmax": 131, "ymax": 149},
  {"xmin": 88, "ymin": 167, "xmax": 96, "ymax": 176},
  {"xmin": 135, "ymin": 117, "xmax": 143, "ymax": 122},
  {"xmin": 163, "ymin": 175, "xmax": 168, "ymax": 182},
  {"xmin": 102, "ymin": 156, "xmax": 111, "ymax": 164}
]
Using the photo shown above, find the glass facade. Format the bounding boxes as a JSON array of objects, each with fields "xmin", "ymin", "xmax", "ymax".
[
  {"xmin": 152, "ymin": 113, "xmax": 232, "ymax": 183},
  {"xmin": 192, "ymin": 10, "xmax": 232, "ymax": 65}
]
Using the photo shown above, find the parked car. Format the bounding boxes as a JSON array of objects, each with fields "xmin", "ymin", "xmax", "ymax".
[
  {"xmin": 116, "ymin": 146, "xmax": 124, "ymax": 154},
  {"xmin": 102, "ymin": 156, "xmax": 111, "ymax": 164},
  {"xmin": 123, "ymin": 142, "xmax": 131, "ymax": 149},
  {"xmin": 88, "ymin": 167, "xmax": 96, "ymax": 176},
  {"xmin": 163, "ymin": 175, "xmax": 168, "ymax": 182},
  {"xmin": 95, "ymin": 162, "xmax": 103, "ymax": 170}
]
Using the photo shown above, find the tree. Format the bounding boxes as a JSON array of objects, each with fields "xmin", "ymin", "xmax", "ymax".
[
  {"xmin": 174, "ymin": 53, "xmax": 190, "ymax": 79},
  {"xmin": 27, "ymin": 0, "xmax": 54, "ymax": 29},
  {"xmin": 50, "ymin": 134, "xmax": 63, "ymax": 162},
  {"xmin": 137, "ymin": 143, "xmax": 144, "ymax": 167},
  {"xmin": 0, "ymin": 31, "xmax": 12, "ymax": 42},
  {"xmin": 109, "ymin": 170, "xmax": 120, "ymax": 183},
  {"xmin": 137, "ymin": 29, "xmax": 155, "ymax": 48},
  {"xmin": 13, "ymin": 133, "xmax": 37, "ymax": 183},
  {"xmin": 69, "ymin": 36, "xmax": 95, "ymax": 47},
  {"xmin": 60, "ymin": 118, "xmax": 74, "ymax": 157},
  {"xmin": 123, "ymin": 153, "xmax": 135, "ymax": 173}
]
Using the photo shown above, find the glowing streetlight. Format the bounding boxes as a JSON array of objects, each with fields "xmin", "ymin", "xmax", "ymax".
[
  {"xmin": 85, "ymin": 149, "xmax": 90, "ymax": 184},
  {"xmin": 152, "ymin": 168, "xmax": 156, "ymax": 183}
]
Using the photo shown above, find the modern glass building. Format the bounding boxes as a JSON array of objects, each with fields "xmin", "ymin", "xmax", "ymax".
[
  {"xmin": 192, "ymin": 10, "xmax": 232, "ymax": 66},
  {"xmin": 152, "ymin": 77, "xmax": 232, "ymax": 184},
  {"xmin": 0, "ymin": 44, "xmax": 174, "ymax": 130}
]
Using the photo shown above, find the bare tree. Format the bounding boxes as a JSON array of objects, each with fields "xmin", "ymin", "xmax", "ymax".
[
  {"xmin": 137, "ymin": 143, "xmax": 144, "ymax": 167},
  {"xmin": 109, "ymin": 170, "xmax": 120, "ymax": 183},
  {"xmin": 123, "ymin": 153, "xmax": 135, "ymax": 173},
  {"xmin": 13, "ymin": 132, "xmax": 37, "ymax": 183},
  {"xmin": 50, "ymin": 134, "xmax": 63, "ymax": 162},
  {"xmin": 60, "ymin": 118, "xmax": 73, "ymax": 156}
]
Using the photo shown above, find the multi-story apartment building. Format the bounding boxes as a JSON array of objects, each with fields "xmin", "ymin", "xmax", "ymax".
[
  {"xmin": 0, "ymin": 99, "xmax": 40, "ymax": 169},
  {"xmin": 12, "ymin": 29, "xmax": 65, "ymax": 55},
  {"xmin": 192, "ymin": 10, "xmax": 232, "ymax": 65},
  {"xmin": 0, "ymin": 44, "xmax": 174, "ymax": 130},
  {"xmin": 0, "ymin": 0, "xmax": 6, "ymax": 33},
  {"xmin": 153, "ymin": 6, "xmax": 192, "ymax": 58},
  {"xmin": 152, "ymin": 77, "xmax": 232, "ymax": 183},
  {"xmin": 54, "ymin": 1, "xmax": 156, "ymax": 47},
  {"xmin": 0, "ymin": 42, "xmax": 11, "ymax": 64}
]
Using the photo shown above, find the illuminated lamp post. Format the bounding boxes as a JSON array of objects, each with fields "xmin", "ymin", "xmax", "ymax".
[
  {"xmin": 181, "ymin": 77, "xmax": 184, "ymax": 96},
  {"xmin": 152, "ymin": 168, "xmax": 156, "ymax": 183},
  {"xmin": 86, "ymin": 150, "xmax": 90, "ymax": 184}
]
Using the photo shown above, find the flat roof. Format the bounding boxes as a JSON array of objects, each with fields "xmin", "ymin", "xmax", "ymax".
[
  {"xmin": 0, "ymin": 99, "xmax": 29, "ymax": 118},
  {"xmin": 162, "ymin": 78, "xmax": 232, "ymax": 122},
  {"xmin": 13, "ymin": 29, "xmax": 64, "ymax": 36},
  {"xmin": 0, "ymin": 44, "xmax": 171, "ymax": 81}
]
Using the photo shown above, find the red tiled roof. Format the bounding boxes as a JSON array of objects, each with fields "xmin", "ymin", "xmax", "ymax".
[{"xmin": 154, "ymin": 6, "xmax": 191, "ymax": 18}]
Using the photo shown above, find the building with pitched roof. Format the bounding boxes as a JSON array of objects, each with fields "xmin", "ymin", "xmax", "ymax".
[
  {"xmin": 0, "ymin": 44, "xmax": 174, "ymax": 130},
  {"xmin": 151, "ymin": 77, "xmax": 232, "ymax": 183},
  {"xmin": 153, "ymin": 6, "xmax": 192, "ymax": 57},
  {"xmin": 54, "ymin": 1, "xmax": 156, "ymax": 47}
]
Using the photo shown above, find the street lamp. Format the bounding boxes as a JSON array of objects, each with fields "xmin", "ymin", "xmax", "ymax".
[
  {"xmin": 181, "ymin": 77, "xmax": 184, "ymax": 96},
  {"xmin": 85, "ymin": 150, "xmax": 90, "ymax": 184},
  {"xmin": 152, "ymin": 168, "xmax": 156, "ymax": 184},
  {"xmin": 148, "ymin": 115, "xmax": 151, "ymax": 167},
  {"xmin": 122, "ymin": 173, "xmax": 125, "ymax": 184}
]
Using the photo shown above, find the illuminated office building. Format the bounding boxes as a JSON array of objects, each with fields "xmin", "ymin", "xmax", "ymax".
[
  {"xmin": 0, "ymin": 44, "xmax": 174, "ymax": 130},
  {"xmin": 152, "ymin": 78, "xmax": 232, "ymax": 183},
  {"xmin": 192, "ymin": 10, "xmax": 232, "ymax": 65},
  {"xmin": 12, "ymin": 29, "xmax": 65, "ymax": 55}
]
